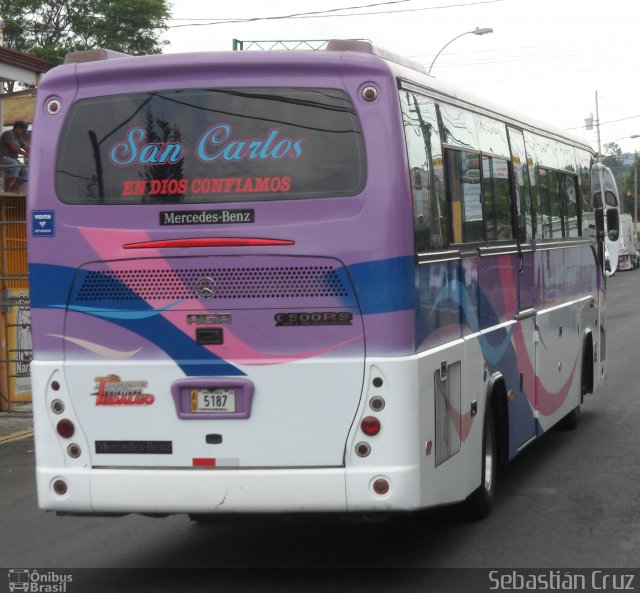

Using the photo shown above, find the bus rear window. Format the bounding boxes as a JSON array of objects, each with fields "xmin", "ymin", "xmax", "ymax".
[{"xmin": 56, "ymin": 88, "xmax": 366, "ymax": 204}]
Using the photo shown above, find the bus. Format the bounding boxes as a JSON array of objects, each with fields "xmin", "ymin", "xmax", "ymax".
[
  {"xmin": 592, "ymin": 163, "xmax": 621, "ymax": 275},
  {"xmin": 28, "ymin": 40, "xmax": 617, "ymax": 520}
]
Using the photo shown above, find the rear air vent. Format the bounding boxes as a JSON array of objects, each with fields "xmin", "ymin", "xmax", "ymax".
[{"xmin": 75, "ymin": 266, "xmax": 350, "ymax": 301}]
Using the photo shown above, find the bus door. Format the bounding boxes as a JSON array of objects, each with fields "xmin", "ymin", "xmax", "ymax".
[{"xmin": 508, "ymin": 127, "xmax": 537, "ymax": 452}]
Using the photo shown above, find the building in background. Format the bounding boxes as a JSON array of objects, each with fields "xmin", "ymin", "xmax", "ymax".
[{"xmin": 0, "ymin": 20, "xmax": 48, "ymax": 410}]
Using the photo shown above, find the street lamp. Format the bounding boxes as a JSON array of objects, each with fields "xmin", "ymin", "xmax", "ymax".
[{"xmin": 428, "ymin": 27, "xmax": 493, "ymax": 75}]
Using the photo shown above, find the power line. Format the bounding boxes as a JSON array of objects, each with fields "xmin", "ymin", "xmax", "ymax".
[
  {"xmin": 564, "ymin": 114, "xmax": 640, "ymax": 131},
  {"xmin": 7, "ymin": 0, "xmax": 504, "ymax": 35},
  {"xmin": 168, "ymin": 0, "xmax": 413, "ymax": 22},
  {"xmin": 167, "ymin": 0, "xmax": 504, "ymax": 28}
]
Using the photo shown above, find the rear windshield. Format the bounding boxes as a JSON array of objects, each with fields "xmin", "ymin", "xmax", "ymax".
[{"xmin": 56, "ymin": 88, "xmax": 366, "ymax": 204}]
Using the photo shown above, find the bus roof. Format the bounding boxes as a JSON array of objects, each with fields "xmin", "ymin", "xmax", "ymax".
[
  {"xmin": 325, "ymin": 40, "xmax": 592, "ymax": 152},
  {"xmin": 58, "ymin": 39, "xmax": 592, "ymax": 153}
]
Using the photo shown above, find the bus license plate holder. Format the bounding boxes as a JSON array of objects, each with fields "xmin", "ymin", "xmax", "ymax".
[{"xmin": 191, "ymin": 388, "xmax": 236, "ymax": 413}]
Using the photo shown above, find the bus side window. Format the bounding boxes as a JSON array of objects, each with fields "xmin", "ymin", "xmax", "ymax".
[
  {"xmin": 539, "ymin": 168, "xmax": 560, "ymax": 239},
  {"xmin": 507, "ymin": 127, "xmax": 534, "ymax": 243},
  {"xmin": 577, "ymin": 153, "xmax": 595, "ymax": 238},
  {"xmin": 562, "ymin": 173, "xmax": 580, "ymax": 238},
  {"xmin": 400, "ymin": 91, "xmax": 448, "ymax": 252},
  {"xmin": 445, "ymin": 149, "xmax": 485, "ymax": 244},
  {"xmin": 483, "ymin": 156, "xmax": 514, "ymax": 241}
]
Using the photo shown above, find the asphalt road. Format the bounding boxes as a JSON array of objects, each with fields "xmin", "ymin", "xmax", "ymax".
[{"xmin": 1, "ymin": 269, "xmax": 639, "ymax": 586}]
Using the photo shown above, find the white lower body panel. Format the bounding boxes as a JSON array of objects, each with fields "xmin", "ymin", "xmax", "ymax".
[
  {"xmin": 32, "ymin": 350, "xmax": 481, "ymax": 515},
  {"xmin": 35, "ymin": 465, "xmax": 423, "ymax": 513}
]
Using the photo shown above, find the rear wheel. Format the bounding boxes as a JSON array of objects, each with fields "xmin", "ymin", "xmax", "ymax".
[{"xmin": 465, "ymin": 409, "xmax": 497, "ymax": 520}]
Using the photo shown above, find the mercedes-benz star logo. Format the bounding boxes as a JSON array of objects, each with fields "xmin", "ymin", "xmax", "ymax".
[{"xmin": 195, "ymin": 276, "xmax": 217, "ymax": 300}]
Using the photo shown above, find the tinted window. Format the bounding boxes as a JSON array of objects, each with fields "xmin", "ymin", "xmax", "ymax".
[
  {"xmin": 563, "ymin": 174, "xmax": 579, "ymax": 237},
  {"xmin": 475, "ymin": 114, "xmax": 510, "ymax": 158},
  {"xmin": 439, "ymin": 104, "xmax": 478, "ymax": 150},
  {"xmin": 576, "ymin": 150, "xmax": 595, "ymax": 238},
  {"xmin": 483, "ymin": 156, "xmax": 513, "ymax": 241},
  {"xmin": 445, "ymin": 149, "xmax": 484, "ymax": 243},
  {"xmin": 539, "ymin": 168, "xmax": 560, "ymax": 238},
  {"xmin": 557, "ymin": 143, "xmax": 577, "ymax": 172},
  {"xmin": 56, "ymin": 88, "xmax": 366, "ymax": 204},
  {"xmin": 605, "ymin": 191, "xmax": 618, "ymax": 207},
  {"xmin": 508, "ymin": 127, "xmax": 533, "ymax": 242},
  {"xmin": 400, "ymin": 91, "xmax": 448, "ymax": 251}
]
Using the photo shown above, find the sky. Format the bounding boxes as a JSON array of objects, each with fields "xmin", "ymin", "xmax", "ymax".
[{"xmin": 161, "ymin": 0, "xmax": 640, "ymax": 155}]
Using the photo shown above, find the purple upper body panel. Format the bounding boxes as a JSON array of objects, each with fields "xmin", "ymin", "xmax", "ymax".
[{"xmin": 29, "ymin": 47, "xmax": 414, "ymax": 269}]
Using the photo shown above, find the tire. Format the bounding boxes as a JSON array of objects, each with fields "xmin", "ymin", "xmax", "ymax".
[
  {"xmin": 557, "ymin": 405, "xmax": 580, "ymax": 431},
  {"xmin": 465, "ymin": 408, "xmax": 497, "ymax": 520},
  {"xmin": 188, "ymin": 514, "xmax": 231, "ymax": 524}
]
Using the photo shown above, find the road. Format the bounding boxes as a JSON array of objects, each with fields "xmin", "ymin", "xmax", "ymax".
[{"xmin": 1, "ymin": 270, "xmax": 639, "ymax": 584}]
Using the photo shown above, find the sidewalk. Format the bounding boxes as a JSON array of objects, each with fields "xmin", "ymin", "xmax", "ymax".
[{"xmin": 0, "ymin": 403, "xmax": 33, "ymax": 443}]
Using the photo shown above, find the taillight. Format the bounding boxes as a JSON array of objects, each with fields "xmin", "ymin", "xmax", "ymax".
[
  {"xmin": 373, "ymin": 478, "xmax": 390, "ymax": 495},
  {"xmin": 53, "ymin": 479, "xmax": 68, "ymax": 495},
  {"xmin": 56, "ymin": 419, "xmax": 75, "ymax": 438},
  {"xmin": 360, "ymin": 416, "xmax": 381, "ymax": 436}
]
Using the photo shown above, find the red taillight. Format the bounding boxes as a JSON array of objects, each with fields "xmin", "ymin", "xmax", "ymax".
[
  {"xmin": 373, "ymin": 478, "xmax": 390, "ymax": 495},
  {"xmin": 56, "ymin": 419, "xmax": 75, "ymax": 438},
  {"xmin": 192, "ymin": 458, "xmax": 216, "ymax": 467},
  {"xmin": 123, "ymin": 238, "xmax": 295, "ymax": 249},
  {"xmin": 361, "ymin": 416, "xmax": 381, "ymax": 436}
]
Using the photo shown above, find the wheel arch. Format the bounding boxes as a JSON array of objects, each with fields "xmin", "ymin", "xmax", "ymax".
[
  {"xmin": 486, "ymin": 372, "xmax": 509, "ymax": 464},
  {"xmin": 581, "ymin": 329, "xmax": 594, "ymax": 398}
]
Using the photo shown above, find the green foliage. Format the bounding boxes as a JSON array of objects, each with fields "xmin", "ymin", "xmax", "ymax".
[
  {"xmin": 601, "ymin": 142, "xmax": 628, "ymax": 210},
  {"xmin": 602, "ymin": 142, "xmax": 622, "ymax": 159},
  {"xmin": 622, "ymin": 154, "xmax": 639, "ymax": 219},
  {"xmin": 0, "ymin": 0, "xmax": 170, "ymax": 66},
  {"xmin": 140, "ymin": 109, "xmax": 185, "ymax": 204}
]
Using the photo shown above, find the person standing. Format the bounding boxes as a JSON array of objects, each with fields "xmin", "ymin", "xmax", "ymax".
[{"xmin": 0, "ymin": 120, "xmax": 29, "ymax": 192}]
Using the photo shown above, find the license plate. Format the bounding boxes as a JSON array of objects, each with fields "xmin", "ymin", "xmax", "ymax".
[{"xmin": 191, "ymin": 388, "xmax": 236, "ymax": 413}]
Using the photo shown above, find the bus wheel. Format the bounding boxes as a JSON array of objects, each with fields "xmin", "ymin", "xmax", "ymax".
[
  {"xmin": 557, "ymin": 405, "xmax": 580, "ymax": 431},
  {"xmin": 465, "ymin": 409, "xmax": 497, "ymax": 520},
  {"xmin": 188, "ymin": 514, "xmax": 222, "ymax": 524}
]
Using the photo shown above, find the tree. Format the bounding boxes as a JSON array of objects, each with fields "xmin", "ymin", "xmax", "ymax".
[
  {"xmin": 0, "ymin": 0, "xmax": 170, "ymax": 67},
  {"xmin": 601, "ymin": 142, "xmax": 628, "ymax": 211},
  {"xmin": 622, "ymin": 154, "xmax": 639, "ymax": 221}
]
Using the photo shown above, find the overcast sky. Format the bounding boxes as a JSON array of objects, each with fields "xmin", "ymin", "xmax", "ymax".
[{"xmin": 162, "ymin": 0, "xmax": 640, "ymax": 155}]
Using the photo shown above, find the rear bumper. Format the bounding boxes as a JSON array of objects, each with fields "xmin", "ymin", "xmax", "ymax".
[
  {"xmin": 35, "ymin": 465, "xmax": 419, "ymax": 514},
  {"xmin": 31, "ymin": 357, "xmax": 439, "ymax": 515}
]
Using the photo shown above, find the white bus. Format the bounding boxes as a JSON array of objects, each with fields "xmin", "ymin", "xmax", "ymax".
[{"xmin": 28, "ymin": 40, "xmax": 616, "ymax": 520}]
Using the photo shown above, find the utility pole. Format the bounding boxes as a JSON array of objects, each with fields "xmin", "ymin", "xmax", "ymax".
[
  {"xmin": 595, "ymin": 91, "xmax": 602, "ymax": 162},
  {"xmin": 585, "ymin": 91, "xmax": 602, "ymax": 162}
]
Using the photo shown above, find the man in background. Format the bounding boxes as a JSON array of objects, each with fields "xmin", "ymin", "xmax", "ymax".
[{"xmin": 0, "ymin": 120, "xmax": 29, "ymax": 193}]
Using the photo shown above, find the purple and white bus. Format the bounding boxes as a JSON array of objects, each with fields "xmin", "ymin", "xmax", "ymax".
[{"xmin": 28, "ymin": 40, "xmax": 616, "ymax": 520}]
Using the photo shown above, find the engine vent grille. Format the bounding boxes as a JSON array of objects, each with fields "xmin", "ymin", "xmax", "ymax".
[{"xmin": 75, "ymin": 266, "xmax": 350, "ymax": 301}]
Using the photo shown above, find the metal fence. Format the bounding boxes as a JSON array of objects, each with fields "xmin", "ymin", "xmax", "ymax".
[
  {"xmin": 232, "ymin": 39, "xmax": 333, "ymax": 51},
  {"xmin": 0, "ymin": 164, "xmax": 30, "ymax": 411}
]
